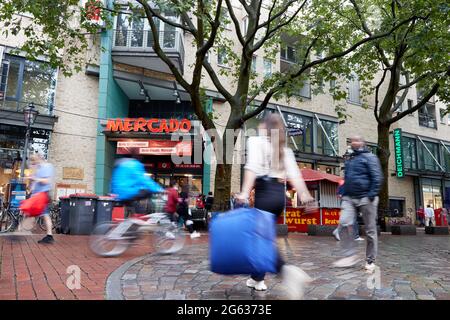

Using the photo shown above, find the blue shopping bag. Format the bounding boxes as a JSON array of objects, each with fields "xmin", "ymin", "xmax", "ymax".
[{"xmin": 209, "ymin": 207, "xmax": 277, "ymax": 275}]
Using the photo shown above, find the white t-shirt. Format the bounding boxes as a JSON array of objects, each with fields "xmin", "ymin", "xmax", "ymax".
[
  {"xmin": 244, "ymin": 136, "xmax": 301, "ymax": 180},
  {"xmin": 425, "ymin": 207, "xmax": 435, "ymax": 218}
]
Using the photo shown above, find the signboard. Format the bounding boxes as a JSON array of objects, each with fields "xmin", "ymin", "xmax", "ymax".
[
  {"xmin": 287, "ymin": 128, "xmax": 304, "ymax": 136},
  {"xmin": 55, "ymin": 183, "xmax": 87, "ymax": 199},
  {"xmin": 174, "ymin": 164, "xmax": 202, "ymax": 169},
  {"xmin": 63, "ymin": 167, "xmax": 84, "ymax": 180},
  {"xmin": 393, "ymin": 128, "xmax": 404, "ymax": 178},
  {"xmin": 116, "ymin": 140, "xmax": 192, "ymax": 156},
  {"xmin": 277, "ymin": 207, "xmax": 340, "ymax": 232},
  {"xmin": 105, "ymin": 118, "xmax": 192, "ymax": 133}
]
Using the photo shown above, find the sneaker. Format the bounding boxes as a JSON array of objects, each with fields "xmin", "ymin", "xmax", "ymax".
[
  {"xmin": 332, "ymin": 228, "xmax": 340, "ymax": 241},
  {"xmin": 281, "ymin": 265, "xmax": 312, "ymax": 300},
  {"xmin": 190, "ymin": 231, "xmax": 201, "ymax": 239},
  {"xmin": 332, "ymin": 255, "xmax": 360, "ymax": 268},
  {"xmin": 246, "ymin": 278, "xmax": 267, "ymax": 291},
  {"xmin": 364, "ymin": 262, "xmax": 377, "ymax": 273},
  {"xmin": 165, "ymin": 231, "xmax": 176, "ymax": 239},
  {"xmin": 38, "ymin": 235, "xmax": 54, "ymax": 244},
  {"xmin": 354, "ymin": 237, "xmax": 364, "ymax": 241}
]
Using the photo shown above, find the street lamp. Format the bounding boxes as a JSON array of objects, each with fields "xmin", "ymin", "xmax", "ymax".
[{"xmin": 20, "ymin": 103, "xmax": 39, "ymax": 179}]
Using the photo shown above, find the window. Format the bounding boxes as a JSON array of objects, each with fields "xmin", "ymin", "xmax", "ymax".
[
  {"xmin": 317, "ymin": 120, "xmax": 338, "ymax": 156},
  {"xmin": 1, "ymin": 55, "xmax": 56, "ymax": 115},
  {"xmin": 347, "ymin": 74, "xmax": 360, "ymax": 104},
  {"xmin": 280, "ymin": 46, "xmax": 296, "ymax": 62},
  {"xmin": 403, "ymin": 137, "xmax": 417, "ymax": 170},
  {"xmin": 330, "ymin": 80, "xmax": 336, "ymax": 89},
  {"xmin": 284, "ymin": 112, "xmax": 313, "ymax": 153},
  {"xmin": 297, "ymin": 79, "xmax": 311, "ymax": 99},
  {"xmin": 418, "ymin": 103, "xmax": 437, "ymax": 129},
  {"xmin": 395, "ymin": 96, "xmax": 405, "ymax": 112},
  {"xmin": 242, "ymin": 16, "xmax": 248, "ymax": 35},
  {"xmin": 418, "ymin": 140, "xmax": 440, "ymax": 171},
  {"xmin": 251, "ymin": 55, "xmax": 257, "ymax": 73},
  {"xmin": 440, "ymin": 109, "xmax": 447, "ymax": 124},
  {"xmin": 222, "ymin": 8, "xmax": 232, "ymax": 30},
  {"xmin": 263, "ymin": 59, "xmax": 272, "ymax": 78},
  {"xmin": 443, "ymin": 144, "xmax": 450, "ymax": 173},
  {"xmin": 217, "ymin": 47, "xmax": 228, "ymax": 66},
  {"xmin": 407, "ymin": 99, "xmax": 414, "ymax": 116}
]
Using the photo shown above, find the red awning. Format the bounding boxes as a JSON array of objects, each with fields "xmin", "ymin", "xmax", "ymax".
[{"xmin": 300, "ymin": 168, "xmax": 343, "ymax": 184}]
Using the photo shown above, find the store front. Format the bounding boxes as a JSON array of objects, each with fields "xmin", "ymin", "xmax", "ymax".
[{"xmin": 102, "ymin": 101, "xmax": 205, "ymax": 197}]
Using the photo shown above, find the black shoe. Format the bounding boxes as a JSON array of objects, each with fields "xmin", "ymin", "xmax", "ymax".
[{"xmin": 38, "ymin": 235, "xmax": 55, "ymax": 244}]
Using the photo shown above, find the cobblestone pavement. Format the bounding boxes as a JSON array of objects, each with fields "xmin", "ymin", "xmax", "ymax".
[
  {"xmin": 110, "ymin": 232, "xmax": 450, "ymax": 300},
  {"xmin": 0, "ymin": 234, "xmax": 157, "ymax": 300}
]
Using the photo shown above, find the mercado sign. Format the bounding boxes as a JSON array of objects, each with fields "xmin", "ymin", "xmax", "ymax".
[
  {"xmin": 393, "ymin": 128, "xmax": 404, "ymax": 178},
  {"xmin": 105, "ymin": 118, "xmax": 192, "ymax": 133}
]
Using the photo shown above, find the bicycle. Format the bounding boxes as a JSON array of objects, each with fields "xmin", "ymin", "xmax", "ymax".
[
  {"xmin": 89, "ymin": 193, "xmax": 186, "ymax": 257},
  {"xmin": 37, "ymin": 202, "xmax": 61, "ymax": 233}
]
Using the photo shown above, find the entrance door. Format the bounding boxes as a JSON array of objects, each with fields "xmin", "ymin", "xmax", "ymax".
[{"xmin": 422, "ymin": 178, "xmax": 442, "ymax": 209}]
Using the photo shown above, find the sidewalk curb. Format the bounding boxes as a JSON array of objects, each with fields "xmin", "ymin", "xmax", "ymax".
[{"xmin": 105, "ymin": 255, "xmax": 149, "ymax": 300}]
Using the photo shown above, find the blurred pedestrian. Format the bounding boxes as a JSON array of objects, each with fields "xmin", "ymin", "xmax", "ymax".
[
  {"xmin": 205, "ymin": 192, "xmax": 214, "ymax": 212},
  {"xmin": 164, "ymin": 179, "xmax": 180, "ymax": 222},
  {"xmin": 178, "ymin": 187, "xmax": 200, "ymax": 239},
  {"xmin": 425, "ymin": 204, "xmax": 435, "ymax": 227},
  {"xmin": 25, "ymin": 153, "xmax": 55, "ymax": 244},
  {"xmin": 417, "ymin": 206, "xmax": 425, "ymax": 227},
  {"xmin": 332, "ymin": 135, "xmax": 382, "ymax": 273},
  {"xmin": 236, "ymin": 114, "xmax": 314, "ymax": 299}
]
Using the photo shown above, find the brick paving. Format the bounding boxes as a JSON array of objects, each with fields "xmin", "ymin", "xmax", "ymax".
[
  {"xmin": 0, "ymin": 233, "xmax": 157, "ymax": 300},
  {"xmin": 108, "ymin": 232, "xmax": 450, "ymax": 300}
]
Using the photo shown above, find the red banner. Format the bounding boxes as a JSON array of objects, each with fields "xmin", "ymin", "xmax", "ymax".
[
  {"xmin": 277, "ymin": 207, "xmax": 341, "ymax": 232},
  {"xmin": 116, "ymin": 140, "xmax": 192, "ymax": 156}
]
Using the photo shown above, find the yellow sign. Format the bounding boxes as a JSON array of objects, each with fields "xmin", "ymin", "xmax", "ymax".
[{"xmin": 63, "ymin": 167, "xmax": 84, "ymax": 180}]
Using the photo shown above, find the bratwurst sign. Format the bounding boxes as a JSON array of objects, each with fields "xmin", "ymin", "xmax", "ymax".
[{"xmin": 105, "ymin": 118, "xmax": 192, "ymax": 133}]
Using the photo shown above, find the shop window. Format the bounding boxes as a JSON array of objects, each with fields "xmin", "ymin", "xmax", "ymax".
[
  {"xmin": 1, "ymin": 55, "xmax": 56, "ymax": 115},
  {"xmin": 444, "ymin": 144, "xmax": 450, "ymax": 173},
  {"xmin": 402, "ymin": 137, "xmax": 418, "ymax": 170},
  {"xmin": 389, "ymin": 199, "xmax": 405, "ymax": 217},
  {"xmin": 418, "ymin": 140, "xmax": 440, "ymax": 171},
  {"xmin": 422, "ymin": 178, "xmax": 442, "ymax": 209},
  {"xmin": 347, "ymin": 74, "xmax": 361, "ymax": 105},
  {"xmin": 317, "ymin": 120, "xmax": 338, "ymax": 156}
]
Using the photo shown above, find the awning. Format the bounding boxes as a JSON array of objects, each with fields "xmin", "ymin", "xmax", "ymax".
[{"xmin": 301, "ymin": 168, "xmax": 343, "ymax": 184}]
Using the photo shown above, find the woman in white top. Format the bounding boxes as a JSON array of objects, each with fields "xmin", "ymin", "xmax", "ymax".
[{"xmin": 236, "ymin": 114, "xmax": 314, "ymax": 299}]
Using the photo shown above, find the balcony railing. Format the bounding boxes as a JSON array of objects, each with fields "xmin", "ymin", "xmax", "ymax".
[
  {"xmin": 113, "ymin": 29, "xmax": 184, "ymax": 59},
  {"xmin": 418, "ymin": 113, "xmax": 437, "ymax": 129}
]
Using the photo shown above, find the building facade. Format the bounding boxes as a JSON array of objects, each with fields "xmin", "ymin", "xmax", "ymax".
[{"xmin": 0, "ymin": 1, "xmax": 448, "ymax": 219}]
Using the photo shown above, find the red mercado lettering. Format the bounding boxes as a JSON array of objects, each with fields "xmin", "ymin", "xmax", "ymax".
[{"xmin": 105, "ymin": 118, "xmax": 192, "ymax": 133}]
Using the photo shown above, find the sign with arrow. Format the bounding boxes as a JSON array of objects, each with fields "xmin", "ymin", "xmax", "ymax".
[{"xmin": 287, "ymin": 127, "xmax": 304, "ymax": 136}]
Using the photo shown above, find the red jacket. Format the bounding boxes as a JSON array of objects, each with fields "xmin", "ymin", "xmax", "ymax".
[{"xmin": 165, "ymin": 188, "xmax": 179, "ymax": 214}]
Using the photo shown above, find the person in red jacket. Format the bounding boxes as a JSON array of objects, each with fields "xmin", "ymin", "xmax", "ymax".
[{"xmin": 164, "ymin": 179, "xmax": 180, "ymax": 221}]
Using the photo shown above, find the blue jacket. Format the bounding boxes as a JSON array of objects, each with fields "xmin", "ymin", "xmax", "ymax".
[{"xmin": 343, "ymin": 149, "xmax": 383, "ymax": 199}]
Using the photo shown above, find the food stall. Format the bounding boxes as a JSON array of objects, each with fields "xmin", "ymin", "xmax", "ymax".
[{"xmin": 278, "ymin": 168, "xmax": 343, "ymax": 232}]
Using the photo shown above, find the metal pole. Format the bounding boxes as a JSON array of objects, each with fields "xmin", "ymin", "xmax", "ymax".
[
  {"xmin": 417, "ymin": 136, "xmax": 445, "ymax": 172},
  {"xmin": 20, "ymin": 123, "xmax": 30, "ymax": 180}
]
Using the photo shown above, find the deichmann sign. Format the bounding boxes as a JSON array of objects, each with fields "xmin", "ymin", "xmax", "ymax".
[
  {"xmin": 105, "ymin": 118, "xmax": 192, "ymax": 133},
  {"xmin": 393, "ymin": 128, "xmax": 404, "ymax": 178}
]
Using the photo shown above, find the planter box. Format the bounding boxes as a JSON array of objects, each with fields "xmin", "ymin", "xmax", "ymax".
[
  {"xmin": 391, "ymin": 225, "xmax": 416, "ymax": 235},
  {"xmin": 307, "ymin": 225, "xmax": 337, "ymax": 236},
  {"xmin": 277, "ymin": 224, "xmax": 288, "ymax": 236},
  {"xmin": 425, "ymin": 226, "xmax": 449, "ymax": 235}
]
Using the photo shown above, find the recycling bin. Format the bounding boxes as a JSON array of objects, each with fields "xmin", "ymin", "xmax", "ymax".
[
  {"xmin": 94, "ymin": 196, "xmax": 115, "ymax": 225},
  {"xmin": 59, "ymin": 196, "xmax": 71, "ymax": 234},
  {"xmin": 69, "ymin": 193, "xmax": 98, "ymax": 235}
]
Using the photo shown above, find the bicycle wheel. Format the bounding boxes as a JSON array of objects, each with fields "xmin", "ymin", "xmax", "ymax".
[
  {"xmin": 154, "ymin": 224, "xmax": 186, "ymax": 255},
  {"xmin": 0, "ymin": 210, "xmax": 15, "ymax": 233},
  {"xmin": 89, "ymin": 222, "xmax": 132, "ymax": 257}
]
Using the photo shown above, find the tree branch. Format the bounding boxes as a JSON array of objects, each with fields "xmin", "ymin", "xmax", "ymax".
[
  {"xmin": 224, "ymin": 0, "xmax": 245, "ymax": 46},
  {"xmin": 374, "ymin": 67, "xmax": 389, "ymax": 123},
  {"xmin": 397, "ymin": 70, "xmax": 446, "ymax": 91},
  {"xmin": 202, "ymin": 60, "xmax": 234, "ymax": 101}
]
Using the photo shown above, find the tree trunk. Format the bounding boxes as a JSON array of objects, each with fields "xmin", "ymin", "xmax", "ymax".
[
  {"xmin": 377, "ymin": 122, "xmax": 391, "ymax": 228},
  {"xmin": 213, "ymin": 163, "xmax": 233, "ymax": 211}
]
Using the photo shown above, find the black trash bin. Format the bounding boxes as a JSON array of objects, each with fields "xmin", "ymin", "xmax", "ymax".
[
  {"xmin": 95, "ymin": 196, "xmax": 115, "ymax": 225},
  {"xmin": 59, "ymin": 196, "xmax": 71, "ymax": 234},
  {"xmin": 69, "ymin": 193, "xmax": 98, "ymax": 235}
]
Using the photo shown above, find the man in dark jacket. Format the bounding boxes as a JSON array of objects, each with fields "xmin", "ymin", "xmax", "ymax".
[{"xmin": 333, "ymin": 135, "xmax": 382, "ymax": 273}]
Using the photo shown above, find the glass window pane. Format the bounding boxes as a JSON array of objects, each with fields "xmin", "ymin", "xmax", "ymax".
[
  {"xmin": 130, "ymin": 18, "xmax": 144, "ymax": 47},
  {"xmin": 21, "ymin": 60, "xmax": 56, "ymax": 112},
  {"xmin": 5, "ymin": 60, "xmax": 20, "ymax": 98},
  {"xmin": 317, "ymin": 120, "xmax": 338, "ymax": 156},
  {"xmin": 163, "ymin": 23, "xmax": 176, "ymax": 48}
]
